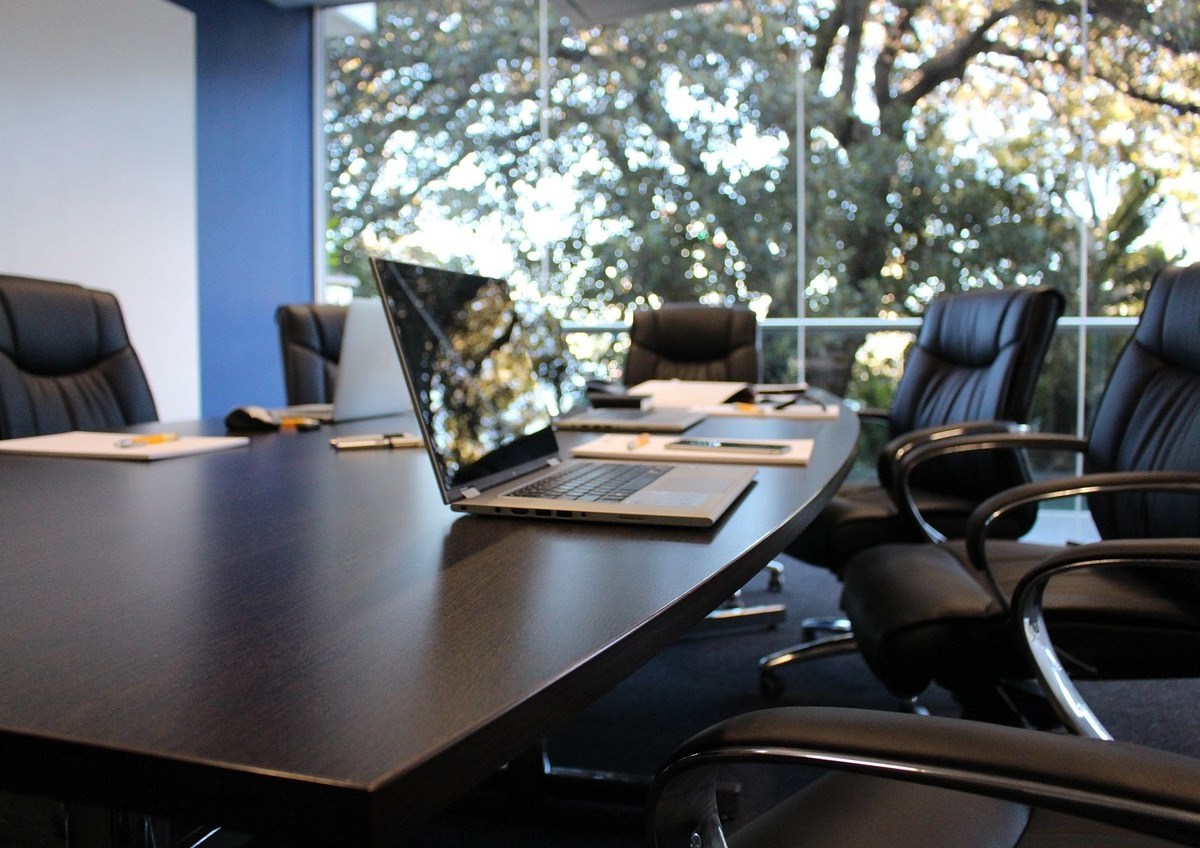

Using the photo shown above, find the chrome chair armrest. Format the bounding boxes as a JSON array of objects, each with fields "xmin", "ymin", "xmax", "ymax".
[
  {"xmin": 961, "ymin": 471, "xmax": 1200, "ymax": 604},
  {"xmin": 649, "ymin": 706, "xmax": 1200, "ymax": 848},
  {"xmin": 1011, "ymin": 538, "xmax": 1200, "ymax": 739},
  {"xmin": 877, "ymin": 419, "xmax": 1022, "ymax": 490},
  {"xmin": 891, "ymin": 431, "xmax": 1087, "ymax": 543}
]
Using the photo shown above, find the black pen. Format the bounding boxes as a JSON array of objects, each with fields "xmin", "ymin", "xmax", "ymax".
[
  {"xmin": 775, "ymin": 392, "xmax": 827, "ymax": 411},
  {"xmin": 329, "ymin": 433, "xmax": 422, "ymax": 450}
]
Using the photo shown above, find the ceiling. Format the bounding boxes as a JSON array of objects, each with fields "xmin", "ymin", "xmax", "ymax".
[{"xmin": 262, "ymin": 0, "xmax": 712, "ymax": 27}]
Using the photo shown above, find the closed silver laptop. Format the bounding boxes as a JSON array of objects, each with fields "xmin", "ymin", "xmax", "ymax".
[
  {"xmin": 369, "ymin": 258, "xmax": 755, "ymax": 527},
  {"xmin": 275, "ymin": 297, "xmax": 411, "ymax": 423}
]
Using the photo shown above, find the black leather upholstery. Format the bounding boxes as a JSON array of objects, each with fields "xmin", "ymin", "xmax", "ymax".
[
  {"xmin": 842, "ymin": 264, "xmax": 1200, "ymax": 701},
  {"xmin": 0, "ymin": 274, "xmax": 157, "ymax": 439},
  {"xmin": 788, "ymin": 286, "xmax": 1064, "ymax": 571},
  {"xmin": 649, "ymin": 705, "xmax": 1200, "ymax": 848},
  {"xmin": 653, "ymin": 541, "xmax": 1200, "ymax": 847},
  {"xmin": 275, "ymin": 304, "xmax": 348, "ymax": 405},
  {"xmin": 624, "ymin": 303, "xmax": 758, "ymax": 385}
]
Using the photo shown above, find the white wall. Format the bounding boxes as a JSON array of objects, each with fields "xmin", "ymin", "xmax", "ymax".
[{"xmin": 0, "ymin": 0, "xmax": 199, "ymax": 421}]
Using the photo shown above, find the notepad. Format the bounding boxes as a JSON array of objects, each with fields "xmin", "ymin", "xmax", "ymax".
[
  {"xmin": 0, "ymin": 431, "xmax": 251, "ymax": 461},
  {"xmin": 570, "ymin": 433, "xmax": 813, "ymax": 465}
]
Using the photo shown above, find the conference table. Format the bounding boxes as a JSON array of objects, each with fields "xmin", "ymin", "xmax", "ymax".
[{"xmin": 0, "ymin": 405, "xmax": 858, "ymax": 846}]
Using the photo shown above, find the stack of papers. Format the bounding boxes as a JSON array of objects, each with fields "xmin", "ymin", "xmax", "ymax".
[
  {"xmin": 626, "ymin": 379, "xmax": 839, "ymax": 420},
  {"xmin": 626, "ymin": 379, "xmax": 749, "ymax": 407},
  {"xmin": 0, "ymin": 431, "xmax": 250, "ymax": 461}
]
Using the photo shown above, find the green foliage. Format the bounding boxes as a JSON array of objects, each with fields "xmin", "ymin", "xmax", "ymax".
[{"xmin": 322, "ymin": 0, "xmax": 1198, "ymax": 391}]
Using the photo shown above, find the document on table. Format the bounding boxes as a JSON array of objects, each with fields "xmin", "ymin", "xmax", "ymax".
[
  {"xmin": 0, "ymin": 431, "xmax": 251, "ymax": 461},
  {"xmin": 570, "ymin": 433, "xmax": 813, "ymax": 465},
  {"xmin": 626, "ymin": 379, "xmax": 749, "ymax": 407},
  {"xmin": 626, "ymin": 379, "xmax": 838, "ymax": 419}
]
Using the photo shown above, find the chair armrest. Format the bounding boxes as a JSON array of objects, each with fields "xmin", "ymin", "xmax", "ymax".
[
  {"xmin": 891, "ymin": 431, "xmax": 1088, "ymax": 543},
  {"xmin": 877, "ymin": 419, "xmax": 1023, "ymax": 489},
  {"xmin": 649, "ymin": 706, "xmax": 1200, "ymax": 848},
  {"xmin": 964, "ymin": 470, "xmax": 1200, "ymax": 577},
  {"xmin": 1011, "ymin": 538, "xmax": 1200, "ymax": 739}
]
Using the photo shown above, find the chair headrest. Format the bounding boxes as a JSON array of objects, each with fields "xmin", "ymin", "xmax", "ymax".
[
  {"xmin": 1135, "ymin": 263, "xmax": 1200, "ymax": 374},
  {"xmin": 919, "ymin": 287, "xmax": 1060, "ymax": 367},
  {"xmin": 630, "ymin": 303, "xmax": 756, "ymax": 362},
  {"xmin": 0, "ymin": 275, "xmax": 134, "ymax": 376}
]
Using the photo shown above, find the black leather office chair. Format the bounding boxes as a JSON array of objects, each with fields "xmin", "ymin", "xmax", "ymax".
[
  {"xmin": 788, "ymin": 285, "xmax": 1065, "ymax": 572},
  {"xmin": 275, "ymin": 303, "xmax": 348, "ymax": 405},
  {"xmin": 0, "ymin": 274, "xmax": 158, "ymax": 439},
  {"xmin": 793, "ymin": 264, "xmax": 1200, "ymax": 717},
  {"xmin": 624, "ymin": 302, "xmax": 759, "ymax": 385},
  {"xmin": 651, "ymin": 539, "xmax": 1200, "ymax": 848},
  {"xmin": 618, "ymin": 303, "xmax": 785, "ymax": 628},
  {"xmin": 759, "ymin": 286, "xmax": 1063, "ymax": 690}
]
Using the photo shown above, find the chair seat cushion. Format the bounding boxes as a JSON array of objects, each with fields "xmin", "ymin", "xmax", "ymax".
[
  {"xmin": 728, "ymin": 772, "xmax": 1181, "ymax": 848},
  {"xmin": 786, "ymin": 484, "xmax": 1027, "ymax": 572},
  {"xmin": 842, "ymin": 540, "xmax": 1200, "ymax": 697}
]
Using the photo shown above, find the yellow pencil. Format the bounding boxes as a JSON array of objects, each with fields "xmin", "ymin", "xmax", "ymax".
[{"xmin": 114, "ymin": 432, "xmax": 180, "ymax": 448}]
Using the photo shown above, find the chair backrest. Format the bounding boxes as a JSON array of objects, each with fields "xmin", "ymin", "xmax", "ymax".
[
  {"xmin": 886, "ymin": 285, "xmax": 1065, "ymax": 501},
  {"xmin": 275, "ymin": 304, "xmax": 348, "ymax": 405},
  {"xmin": 0, "ymin": 274, "xmax": 158, "ymax": 439},
  {"xmin": 1085, "ymin": 263, "xmax": 1200, "ymax": 539},
  {"xmin": 624, "ymin": 303, "xmax": 758, "ymax": 385}
]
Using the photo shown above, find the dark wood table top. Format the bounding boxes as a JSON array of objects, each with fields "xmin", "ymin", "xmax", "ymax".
[{"xmin": 0, "ymin": 408, "xmax": 858, "ymax": 846}]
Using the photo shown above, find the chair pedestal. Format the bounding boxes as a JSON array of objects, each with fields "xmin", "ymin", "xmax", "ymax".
[{"xmin": 758, "ymin": 631, "xmax": 858, "ymax": 696}]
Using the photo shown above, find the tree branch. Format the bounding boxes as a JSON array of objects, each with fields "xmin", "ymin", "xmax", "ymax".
[
  {"xmin": 895, "ymin": 4, "xmax": 1018, "ymax": 109},
  {"xmin": 834, "ymin": 0, "xmax": 869, "ymax": 146},
  {"xmin": 810, "ymin": 0, "xmax": 847, "ymax": 84}
]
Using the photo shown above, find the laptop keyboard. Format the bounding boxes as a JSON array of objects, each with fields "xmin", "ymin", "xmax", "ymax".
[{"xmin": 508, "ymin": 462, "xmax": 673, "ymax": 503}]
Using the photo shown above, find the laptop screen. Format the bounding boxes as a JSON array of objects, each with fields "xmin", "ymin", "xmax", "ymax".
[{"xmin": 371, "ymin": 258, "xmax": 566, "ymax": 499}]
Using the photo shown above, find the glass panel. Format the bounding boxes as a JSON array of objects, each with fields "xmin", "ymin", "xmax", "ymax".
[
  {"xmin": 317, "ymin": 1, "xmax": 1196, "ymax": 513},
  {"xmin": 322, "ymin": 0, "xmax": 543, "ymax": 296},
  {"xmin": 549, "ymin": 2, "xmax": 801, "ymax": 332},
  {"xmin": 1082, "ymin": 0, "xmax": 1199, "ymax": 320}
]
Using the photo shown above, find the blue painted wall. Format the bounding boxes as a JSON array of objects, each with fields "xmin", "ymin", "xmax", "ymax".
[{"xmin": 170, "ymin": 0, "xmax": 314, "ymax": 416}]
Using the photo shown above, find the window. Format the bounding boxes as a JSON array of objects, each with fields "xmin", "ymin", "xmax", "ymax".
[{"xmin": 318, "ymin": 0, "xmax": 1198, "ymax": 455}]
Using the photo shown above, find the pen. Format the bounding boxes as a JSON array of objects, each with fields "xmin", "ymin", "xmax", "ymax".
[
  {"xmin": 115, "ymin": 432, "xmax": 180, "ymax": 448},
  {"xmin": 627, "ymin": 432, "xmax": 651, "ymax": 450},
  {"xmin": 330, "ymin": 433, "xmax": 420, "ymax": 450},
  {"xmin": 775, "ymin": 393, "xmax": 828, "ymax": 411}
]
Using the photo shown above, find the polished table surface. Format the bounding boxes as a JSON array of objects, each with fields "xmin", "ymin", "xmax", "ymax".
[{"xmin": 0, "ymin": 408, "xmax": 858, "ymax": 846}]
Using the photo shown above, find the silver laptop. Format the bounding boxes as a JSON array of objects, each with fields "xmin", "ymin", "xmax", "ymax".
[
  {"xmin": 369, "ymin": 258, "xmax": 755, "ymax": 527},
  {"xmin": 276, "ymin": 297, "xmax": 411, "ymax": 423}
]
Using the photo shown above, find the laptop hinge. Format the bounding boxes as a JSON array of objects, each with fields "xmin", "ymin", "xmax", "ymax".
[
  {"xmin": 461, "ymin": 487, "xmax": 481, "ymax": 499},
  {"xmin": 547, "ymin": 457, "xmax": 562, "ymax": 466}
]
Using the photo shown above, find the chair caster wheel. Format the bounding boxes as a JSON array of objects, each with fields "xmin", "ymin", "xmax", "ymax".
[{"xmin": 760, "ymin": 672, "xmax": 785, "ymax": 697}]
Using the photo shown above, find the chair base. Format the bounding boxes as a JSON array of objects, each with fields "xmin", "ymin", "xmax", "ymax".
[
  {"xmin": 692, "ymin": 561, "xmax": 787, "ymax": 635},
  {"xmin": 60, "ymin": 805, "xmax": 251, "ymax": 848},
  {"xmin": 758, "ymin": 631, "xmax": 859, "ymax": 696},
  {"xmin": 799, "ymin": 615, "xmax": 850, "ymax": 639}
]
